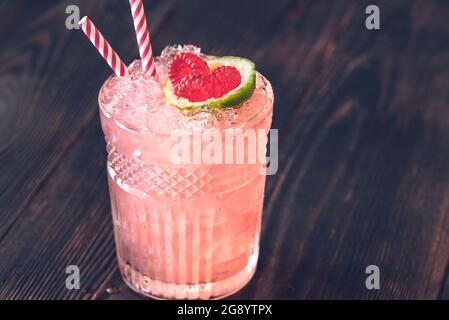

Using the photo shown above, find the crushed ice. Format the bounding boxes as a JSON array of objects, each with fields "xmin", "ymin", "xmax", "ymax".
[{"xmin": 99, "ymin": 45, "xmax": 269, "ymax": 133}]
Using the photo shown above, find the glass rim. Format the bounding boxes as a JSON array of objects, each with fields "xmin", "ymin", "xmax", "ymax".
[{"xmin": 98, "ymin": 72, "xmax": 274, "ymax": 137}]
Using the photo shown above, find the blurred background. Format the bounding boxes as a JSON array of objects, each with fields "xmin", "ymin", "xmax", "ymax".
[{"xmin": 0, "ymin": 0, "xmax": 449, "ymax": 300}]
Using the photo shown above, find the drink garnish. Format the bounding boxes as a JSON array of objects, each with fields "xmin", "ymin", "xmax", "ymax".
[
  {"xmin": 168, "ymin": 52, "xmax": 209, "ymax": 85},
  {"xmin": 163, "ymin": 54, "xmax": 256, "ymax": 109}
]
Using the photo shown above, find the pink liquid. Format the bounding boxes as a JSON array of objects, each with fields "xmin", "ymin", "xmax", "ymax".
[{"xmin": 98, "ymin": 48, "xmax": 274, "ymax": 299}]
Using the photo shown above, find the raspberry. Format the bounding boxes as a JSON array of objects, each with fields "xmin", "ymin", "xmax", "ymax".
[
  {"xmin": 167, "ymin": 53, "xmax": 243, "ymax": 103},
  {"xmin": 211, "ymin": 66, "xmax": 241, "ymax": 98},
  {"xmin": 174, "ymin": 72, "xmax": 214, "ymax": 102},
  {"xmin": 168, "ymin": 52, "xmax": 209, "ymax": 85}
]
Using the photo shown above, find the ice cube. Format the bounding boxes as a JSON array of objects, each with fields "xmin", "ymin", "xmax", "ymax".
[{"xmin": 159, "ymin": 44, "xmax": 203, "ymax": 60}]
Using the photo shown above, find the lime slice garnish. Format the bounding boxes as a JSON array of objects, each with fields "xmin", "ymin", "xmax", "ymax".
[{"xmin": 163, "ymin": 56, "xmax": 256, "ymax": 109}]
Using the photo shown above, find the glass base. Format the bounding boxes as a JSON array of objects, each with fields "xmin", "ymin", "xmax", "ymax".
[{"xmin": 118, "ymin": 250, "xmax": 258, "ymax": 300}]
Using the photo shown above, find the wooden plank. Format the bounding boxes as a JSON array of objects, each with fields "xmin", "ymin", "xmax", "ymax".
[
  {"xmin": 440, "ymin": 267, "xmax": 449, "ymax": 299},
  {"xmin": 236, "ymin": 0, "xmax": 449, "ymax": 299},
  {"xmin": 0, "ymin": 122, "xmax": 113, "ymax": 299},
  {"xmin": 0, "ymin": 0, "xmax": 174, "ymax": 241},
  {"xmin": 0, "ymin": 0, "xmax": 178, "ymax": 299}
]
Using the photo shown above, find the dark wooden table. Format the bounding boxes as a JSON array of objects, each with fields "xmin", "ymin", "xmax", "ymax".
[{"xmin": 1, "ymin": 0, "xmax": 449, "ymax": 300}]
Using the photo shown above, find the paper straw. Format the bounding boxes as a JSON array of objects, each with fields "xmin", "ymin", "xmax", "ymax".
[
  {"xmin": 129, "ymin": 0, "xmax": 157, "ymax": 76},
  {"xmin": 79, "ymin": 16, "xmax": 129, "ymax": 77}
]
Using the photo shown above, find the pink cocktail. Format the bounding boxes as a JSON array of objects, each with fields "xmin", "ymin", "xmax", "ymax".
[{"xmin": 98, "ymin": 46, "xmax": 274, "ymax": 299}]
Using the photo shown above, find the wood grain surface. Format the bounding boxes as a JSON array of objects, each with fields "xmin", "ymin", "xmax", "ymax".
[{"xmin": 0, "ymin": 0, "xmax": 448, "ymax": 300}]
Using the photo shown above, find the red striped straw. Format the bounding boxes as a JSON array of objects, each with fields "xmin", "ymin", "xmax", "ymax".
[
  {"xmin": 129, "ymin": 0, "xmax": 157, "ymax": 76},
  {"xmin": 78, "ymin": 16, "xmax": 129, "ymax": 77}
]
